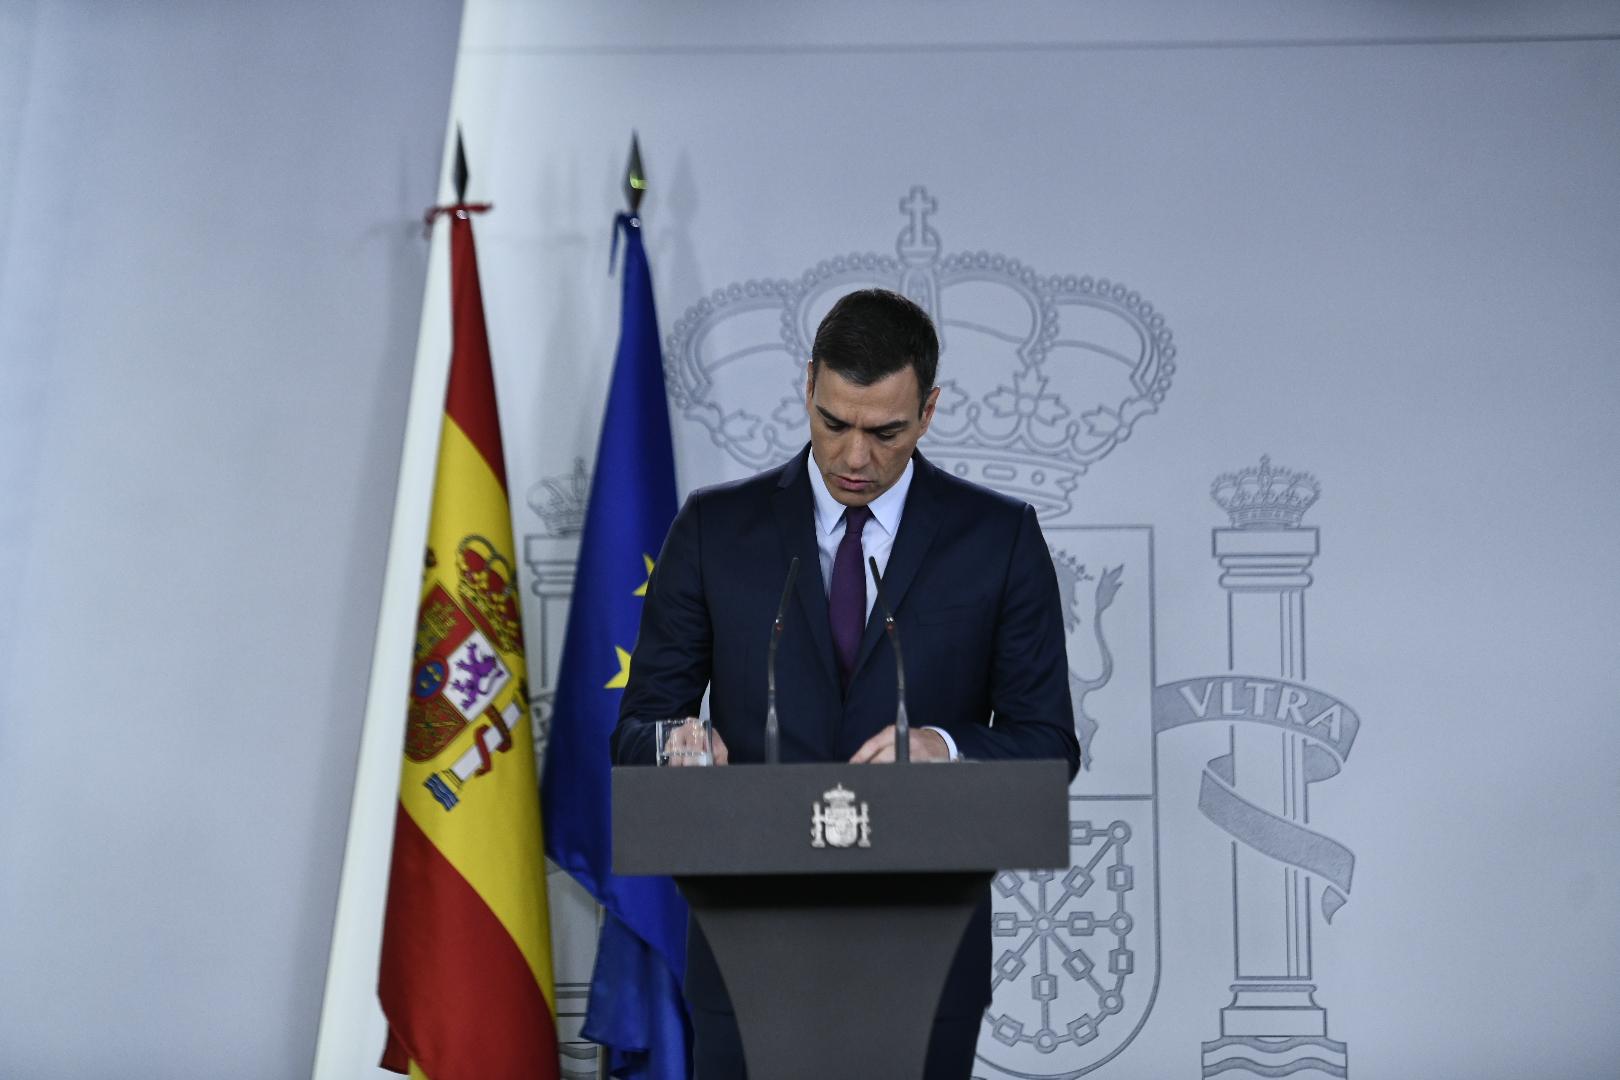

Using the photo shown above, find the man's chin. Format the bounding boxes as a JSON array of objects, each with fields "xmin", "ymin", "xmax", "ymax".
[{"xmin": 828, "ymin": 476, "xmax": 879, "ymax": 504}]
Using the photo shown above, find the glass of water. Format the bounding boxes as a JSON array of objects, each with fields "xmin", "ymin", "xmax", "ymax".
[{"xmin": 655, "ymin": 717, "xmax": 714, "ymax": 766}]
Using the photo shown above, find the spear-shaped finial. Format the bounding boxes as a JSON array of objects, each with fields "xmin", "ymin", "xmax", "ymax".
[
  {"xmin": 453, "ymin": 126, "xmax": 470, "ymax": 204},
  {"xmin": 423, "ymin": 126, "xmax": 489, "ymax": 236},
  {"xmin": 623, "ymin": 132, "xmax": 646, "ymax": 215}
]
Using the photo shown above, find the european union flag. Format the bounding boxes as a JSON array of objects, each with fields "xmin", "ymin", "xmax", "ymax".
[{"xmin": 543, "ymin": 212, "xmax": 689, "ymax": 1078}]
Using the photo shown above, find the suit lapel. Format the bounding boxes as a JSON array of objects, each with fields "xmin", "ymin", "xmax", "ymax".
[
  {"xmin": 772, "ymin": 448, "xmax": 840, "ymax": 690},
  {"xmin": 851, "ymin": 451, "xmax": 942, "ymax": 682}
]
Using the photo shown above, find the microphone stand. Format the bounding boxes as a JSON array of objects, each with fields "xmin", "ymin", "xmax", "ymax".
[
  {"xmin": 869, "ymin": 557, "xmax": 909, "ymax": 764},
  {"xmin": 765, "ymin": 556, "xmax": 800, "ymax": 765}
]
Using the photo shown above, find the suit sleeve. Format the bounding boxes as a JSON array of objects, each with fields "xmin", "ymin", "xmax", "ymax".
[
  {"xmin": 609, "ymin": 492, "xmax": 713, "ymax": 765},
  {"xmin": 938, "ymin": 503, "xmax": 1080, "ymax": 778}
]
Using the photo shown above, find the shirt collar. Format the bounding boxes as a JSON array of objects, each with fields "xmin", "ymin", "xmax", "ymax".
[{"xmin": 807, "ymin": 450, "xmax": 914, "ymax": 538}]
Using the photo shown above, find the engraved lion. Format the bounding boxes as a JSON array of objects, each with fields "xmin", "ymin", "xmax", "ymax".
[{"xmin": 1049, "ymin": 552, "xmax": 1123, "ymax": 769}]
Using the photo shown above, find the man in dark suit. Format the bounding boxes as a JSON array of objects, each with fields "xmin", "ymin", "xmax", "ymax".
[{"xmin": 611, "ymin": 288, "xmax": 1079, "ymax": 1079}]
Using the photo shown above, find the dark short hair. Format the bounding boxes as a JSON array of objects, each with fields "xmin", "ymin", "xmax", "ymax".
[{"xmin": 810, "ymin": 288, "xmax": 939, "ymax": 412}]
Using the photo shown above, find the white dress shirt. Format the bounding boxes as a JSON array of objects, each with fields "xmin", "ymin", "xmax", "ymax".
[{"xmin": 805, "ymin": 454, "xmax": 960, "ymax": 760}]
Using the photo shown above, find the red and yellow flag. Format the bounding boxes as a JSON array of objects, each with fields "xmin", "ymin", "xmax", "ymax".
[{"xmin": 379, "ymin": 204, "xmax": 559, "ymax": 1080}]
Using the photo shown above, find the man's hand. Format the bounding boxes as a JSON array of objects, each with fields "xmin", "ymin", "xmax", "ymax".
[
  {"xmin": 849, "ymin": 725, "xmax": 950, "ymax": 764},
  {"xmin": 662, "ymin": 718, "xmax": 729, "ymax": 766}
]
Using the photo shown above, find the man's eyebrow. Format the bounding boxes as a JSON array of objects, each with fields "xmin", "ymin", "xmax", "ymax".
[{"xmin": 815, "ymin": 406, "xmax": 909, "ymax": 434}]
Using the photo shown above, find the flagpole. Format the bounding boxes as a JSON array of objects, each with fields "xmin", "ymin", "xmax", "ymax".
[
  {"xmin": 544, "ymin": 130, "xmax": 693, "ymax": 1080},
  {"xmin": 589, "ymin": 128, "xmax": 649, "ymax": 1080},
  {"xmin": 597, "ymin": 901, "xmax": 610, "ymax": 1080},
  {"xmin": 309, "ymin": 128, "xmax": 466, "ymax": 1080}
]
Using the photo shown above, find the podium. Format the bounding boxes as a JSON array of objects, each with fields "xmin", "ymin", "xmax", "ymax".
[{"xmin": 613, "ymin": 760, "xmax": 1071, "ymax": 1078}]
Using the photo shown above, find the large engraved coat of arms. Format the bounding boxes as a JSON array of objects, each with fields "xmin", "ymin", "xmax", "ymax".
[
  {"xmin": 527, "ymin": 187, "xmax": 1365, "ymax": 1078},
  {"xmin": 661, "ymin": 190, "xmax": 1169, "ymax": 1077}
]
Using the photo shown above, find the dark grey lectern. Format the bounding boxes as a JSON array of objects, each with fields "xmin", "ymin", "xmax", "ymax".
[{"xmin": 612, "ymin": 760, "xmax": 1070, "ymax": 1079}]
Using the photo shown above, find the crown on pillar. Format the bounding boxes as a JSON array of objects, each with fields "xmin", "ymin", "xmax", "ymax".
[
  {"xmin": 526, "ymin": 458, "xmax": 589, "ymax": 536},
  {"xmin": 1211, "ymin": 455, "xmax": 1320, "ymax": 529}
]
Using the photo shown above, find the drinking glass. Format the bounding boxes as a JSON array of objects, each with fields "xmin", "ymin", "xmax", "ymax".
[{"xmin": 654, "ymin": 717, "xmax": 714, "ymax": 766}]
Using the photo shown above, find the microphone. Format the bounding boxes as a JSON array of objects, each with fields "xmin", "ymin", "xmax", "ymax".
[
  {"xmin": 765, "ymin": 556, "xmax": 800, "ymax": 765},
  {"xmin": 868, "ymin": 556, "xmax": 909, "ymax": 764}
]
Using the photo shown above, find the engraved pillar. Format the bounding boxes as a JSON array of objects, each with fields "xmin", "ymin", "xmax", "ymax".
[
  {"xmin": 521, "ymin": 463, "xmax": 596, "ymax": 1071},
  {"xmin": 1213, "ymin": 525, "xmax": 1325, "ymax": 1034},
  {"xmin": 522, "ymin": 458, "xmax": 589, "ymax": 764},
  {"xmin": 1200, "ymin": 457, "xmax": 1345, "ymax": 1074},
  {"xmin": 522, "ymin": 533, "xmax": 579, "ymax": 764}
]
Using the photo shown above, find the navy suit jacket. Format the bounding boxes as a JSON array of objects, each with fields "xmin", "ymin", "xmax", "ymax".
[{"xmin": 611, "ymin": 446, "xmax": 1078, "ymax": 1017}]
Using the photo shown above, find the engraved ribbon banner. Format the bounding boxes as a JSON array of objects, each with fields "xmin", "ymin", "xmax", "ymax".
[{"xmin": 1153, "ymin": 677, "xmax": 1360, "ymax": 921}]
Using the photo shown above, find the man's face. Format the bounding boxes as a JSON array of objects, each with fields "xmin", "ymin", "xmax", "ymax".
[{"xmin": 805, "ymin": 361, "xmax": 939, "ymax": 508}]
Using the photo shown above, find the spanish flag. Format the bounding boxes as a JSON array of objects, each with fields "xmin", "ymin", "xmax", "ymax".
[{"xmin": 378, "ymin": 201, "xmax": 560, "ymax": 1079}]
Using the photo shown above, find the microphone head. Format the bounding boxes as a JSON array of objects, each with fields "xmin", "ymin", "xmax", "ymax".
[
  {"xmin": 774, "ymin": 555, "xmax": 801, "ymax": 627},
  {"xmin": 868, "ymin": 555, "xmax": 894, "ymax": 622},
  {"xmin": 869, "ymin": 555, "xmax": 908, "ymax": 762}
]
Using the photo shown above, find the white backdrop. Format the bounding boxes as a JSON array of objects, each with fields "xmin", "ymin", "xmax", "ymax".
[
  {"xmin": 0, "ymin": 3, "xmax": 460, "ymax": 1078},
  {"xmin": 22, "ymin": 2, "xmax": 1616, "ymax": 1078},
  {"xmin": 313, "ymin": 4, "xmax": 1620, "ymax": 1079}
]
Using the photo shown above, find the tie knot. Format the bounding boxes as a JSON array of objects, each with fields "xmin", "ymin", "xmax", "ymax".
[{"xmin": 843, "ymin": 505, "xmax": 871, "ymax": 535}]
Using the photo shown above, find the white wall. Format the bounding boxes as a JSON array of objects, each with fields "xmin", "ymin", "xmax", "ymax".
[
  {"xmin": 5, "ymin": 2, "xmax": 1619, "ymax": 1078},
  {"xmin": 325, "ymin": 3, "xmax": 1618, "ymax": 1079},
  {"xmin": 0, "ymin": 3, "xmax": 460, "ymax": 1078}
]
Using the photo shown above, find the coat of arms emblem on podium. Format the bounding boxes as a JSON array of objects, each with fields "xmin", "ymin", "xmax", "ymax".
[{"xmin": 812, "ymin": 784, "xmax": 872, "ymax": 849}]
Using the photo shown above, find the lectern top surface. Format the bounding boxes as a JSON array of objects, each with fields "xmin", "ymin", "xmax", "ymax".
[{"xmin": 612, "ymin": 759, "xmax": 1070, "ymax": 877}]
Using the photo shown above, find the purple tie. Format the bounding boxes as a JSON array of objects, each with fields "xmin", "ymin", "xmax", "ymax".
[{"xmin": 829, "ymin": 505, "xmax": 871, "ymax": 690}]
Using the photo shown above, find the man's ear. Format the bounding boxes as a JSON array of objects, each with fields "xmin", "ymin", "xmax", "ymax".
[
  {"xmin": 804, "ymin": 359, "xmax": 817, "ymax": 409},
  {"xmin": 918, "ymin": 384, "xmax": 941, "ymax": 433}
]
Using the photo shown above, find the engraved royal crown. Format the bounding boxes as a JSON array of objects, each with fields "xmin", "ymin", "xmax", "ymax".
[
  {"xmin": 663, "ymin": 188, "xmax": 1177, "ymax": 519},
  {"xmin": 1210, "ymin": 455, "xmax": 1321, "ymax": 528},
  {"xmin": 526, "ymin": 457, "xmax": 589, "ymax": 537}
]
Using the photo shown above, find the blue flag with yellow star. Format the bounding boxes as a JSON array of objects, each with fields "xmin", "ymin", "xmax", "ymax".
[{"xmin": 542, "ymin": 213, "xmax": 689, "ymax": 1079}]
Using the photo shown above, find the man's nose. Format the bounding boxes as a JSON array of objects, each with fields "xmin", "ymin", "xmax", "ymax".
[{"xmin": 845, "ymin": 435, "xmax": 871, "ymax": 470}]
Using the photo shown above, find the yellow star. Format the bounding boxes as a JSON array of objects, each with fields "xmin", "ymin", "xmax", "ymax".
[
  {"xmin": 604, "ymin": 645, "xmax": 632, "ymax": 689},
  {"xmin": 632, "ymin": 553, "xmax": 655, "ymax": 597}
]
